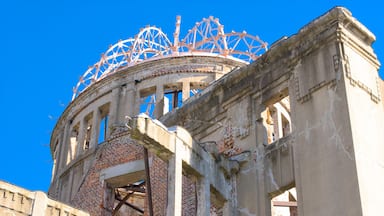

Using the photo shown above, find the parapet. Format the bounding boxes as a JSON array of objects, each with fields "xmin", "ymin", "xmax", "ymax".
[{"xmin": 0, "ymin": 180, "xmax": 89, "ymax": 216}]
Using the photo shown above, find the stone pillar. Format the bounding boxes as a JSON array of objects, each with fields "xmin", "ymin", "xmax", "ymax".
[
  {"xmin": 166, "ymin": 138, "xmax": 182, "ymax": 216},
  {"xmin": 253, "ymin": 99, "xmax": 271, "ymax": 216},
  {"xmin": 59, "ymin": 121, "xmax": 70, "ymax": 169},
  {"xmin": 90, "ymin": 109, "xmax": 100, "ymax": 148},
  {"xmin": 134, "ymin": 89, "xmax": 141, "ymax": 115},
  {"xmin": 182, "ymin": 81, "xmax": 190, "ymax": 102},
  {"xmin": 276, "ymin": 108, "xmax": 283, "ymax": 139},
  {"xmin": 155, "ymin": 85, "xmax": 164, "ymax": 119},
  {"xmin": 108, "ymin": 87, "xmax": 121, "ymax": 136},
  {"xmin": 119, "ymin": 86, "xmax": 135, "ymax": 119},
  {"xmin": 77, "ymin": 117, "xmax": 86, "ymax": 156},
  {"xmin": 196, "ymin": 175, "xmax": 210, "ymax": 216}
]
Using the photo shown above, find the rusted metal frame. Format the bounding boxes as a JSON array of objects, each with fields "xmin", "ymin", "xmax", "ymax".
[
  {"xmin": 113, "ymin": 180, "xmax": 147, "ymax": 215},
  {"xmin": 272, "ymin": 201, "xmax": 297, "ymax": 207},
  {"xmin": 172, "ymin": 90, "xmax": 181, "ymax": 109},
  {"xmin": 120, "ymin": 185, "xmax": 145, "ymax": 193},
  {"xmin": 112, "ymin": 191, "xmax": 135, "ymax": 215},
  {"xmin": 72, "ymin": 17, "xmax": 267, "ymax": 101},
  {"xmin": 115, "ymin": 195, "xmax": 145, "ymax": 214},
  {"xmin": 144, "ymin": 147, "xmax": 154, "ymax": 216}
]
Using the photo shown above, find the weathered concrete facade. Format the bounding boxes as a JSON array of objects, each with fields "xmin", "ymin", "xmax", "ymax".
[
  {"xmin": 0, "ymin": 180, "xmax": 89, "ymax": 216},
  {"xmin": 48, "ymin": 7, "xmax": 384, "ymax": 216}
]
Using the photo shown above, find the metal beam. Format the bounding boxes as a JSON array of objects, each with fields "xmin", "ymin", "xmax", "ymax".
[
  {"xmin": 112, "ymin": 191, "xmax": 134, "ymax": 215},
  {"xmin": 272, "ymin": 201, "xmax": 297, "ymax": 207},
  {"xmin": 144, "ymin": 148, "xmax": 154, "ymax": 216},
  {"xmin": 115, "ymin": 195, "xmax": 144, "ymax": 214}
]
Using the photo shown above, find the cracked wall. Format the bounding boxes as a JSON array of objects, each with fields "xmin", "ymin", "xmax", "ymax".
[{"xmin": 48, "ymin": 6, "xmax": 384, "ymax": 216}]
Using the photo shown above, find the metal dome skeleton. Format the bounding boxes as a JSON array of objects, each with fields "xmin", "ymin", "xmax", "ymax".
[{"xmin": 72, "ymin": 16, "xmax": 268, "ymax": 100}]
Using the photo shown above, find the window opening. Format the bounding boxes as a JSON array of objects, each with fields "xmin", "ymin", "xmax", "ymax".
[
  {"xmin": 99, "ymin": 115, "xmax": 109, "ymax": 144},
  {"xmin": 98, "ymin": 103, "xmax": 110, "ymax": 144},
  {"xmin": 189, "ymin": 82, "xmax": 206, "ymax": 98},
  {"xmin": 112, "ymin": 180, "xmax": 146, "ymax": 216},
  {"xmin": 51, "ymin": 140, "xmax": 59, "ymax": 180},
  {"xmin": 139, "ymin": 94, "xmax": 156, "ymax": 118},
  {"xmin": 67, "ymin": 123, "xmax": 79, "ymax": 164},
  {"xmin": 261, "ymin": 95, "xmax": 291, "ymax": 145},
  {"xmin": 271, "ymin": 187, "xmax": 297, "ymax": 216},
  {"xmin": 83, "ymin": 114, "xmax": 93, "ymax": 150},
  {"xmin": 165, "ymin": 90, "xmax": 182, "ymax": 112},
  {"xmin": 84, "ymin": 125, "xmax": 92, "ymax": 150},
  {"xmin": 70, "ymin": 126, "xmax": 79, "ymax": 148},
  {"xmin": 190, "ymin": 88, "xmax": 202, "ymax": 97}
]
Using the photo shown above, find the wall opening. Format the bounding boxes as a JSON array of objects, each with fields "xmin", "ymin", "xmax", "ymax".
[
  {"xmin": 164, "ymin": 90, "xmax": 182, "ymax": 111},
  {"xmin": 139, "ymin": 86, "xmax": 157, "ymax": 118},
  {"xmin": 113, "ymin": 180, "xmax": 146, "ymax": 216},
  {"xmin": 100, "ymin": 160, "xmax": 149, "ymax": 215},
  {"xmin": 140, "ymin": 94, "xmax": 156, "ymax": 117},
  {"xmin": 189, "ymin": 82, "xmax": 206, "ymax": 98},
  {"xmin": 271, "ymin": 187, "xmax": 297, "ymax": 216},
  {"xmin": 164, "ymin": 83, "xmax": 182, "ymax": 113},
  {"xmin": 51, "ymin": 140, "xmax": 59, "ymax": 180},
  {"xmin": 67, "ymin": 123, "xmax": 79, "ymax": 164},
  {"xmin": 83, "ymin": 113, "xmax": 93, "ymax": 150},
  {"xmin": 261, "ymin": 95, "xmax": 291, "ymax": 145},
  {"xmin": 98, "ymin": 103, "xmax": 110, "ymax": 144},
  {"xmin": 99, "ymin": 115, "xmax": 108, "ymax": 144}
]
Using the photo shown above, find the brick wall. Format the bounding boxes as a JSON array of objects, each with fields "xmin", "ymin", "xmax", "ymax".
[
  {"xmin": 182, "ymin": 174, "xmax": 196, "ymax": 216},
  {"xmin": 69, "ymin": 129, "xmax": 174, "ymax": 216},
  {"xmin": 69, "ymin": 128, "xmax": 219, "ymax": 216},
  {"xmin": 70, "ymin": 131, "xmax": 144, "ymax": 216}
]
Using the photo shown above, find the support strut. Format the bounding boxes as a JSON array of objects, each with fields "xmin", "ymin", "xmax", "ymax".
[{"xmin": 144, "ymin": 147, "xmax": 154, "ymax": 216}]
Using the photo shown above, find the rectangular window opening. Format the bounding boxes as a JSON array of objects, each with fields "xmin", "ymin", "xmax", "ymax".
[
  {"xmin": 83, "ymin": 113, "xmax": 93, "ymax": 150},
  {"xmin": 98, "ymin": 115, "xmax": 109, "ymax": 144},
  {"xmin": 271, "ymin": 187, "xmax": 297, "ymax": 216},
  {"xmin": 98, "ymin": 103, "xmax": 110, "ymax": 144},
  {"xmin": 67, "ymin": 123, "xmax": 79, "ymax": 164},
  {"xmin": 261, "ymin": 94, "xmax": 291, "ymax": 145},
  {"xmin": 165, "ymin": 90, "xmax": 182, "ymax": 112},
  {"xmin": 139, "ymin": 94, "xmax": 156, "ymax": 118},
  {"xmin": 189, "ymin": 82, "xmax": 206, "ymax": 98}
]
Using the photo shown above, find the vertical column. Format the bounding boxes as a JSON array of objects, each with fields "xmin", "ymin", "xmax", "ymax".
[
  {"xmin": 120, "ymin": 86, "xmax": 135, "ymax": 119},
  {"xmin": 221, "ymin": 176, "xmax": 237, "ymax": 216},
  {"xmin": 196, "ymin": 175, "xmax": 210, "ymax": 216},
  {"xmin": 134, "ymin": 89, "xmax": 142, "ymax": 116},
  {"xmin": 59, "ymin": 121, "xmax": 70, "ymax": 169},
  {"xmin": 276, "ymin": 108, "xmax": 283, "ymax": 139},
  {"xmin": 51, "ymin": 138, "xmax": 61, "ymax": 182},
  {"xmin": 182, "ymin": 81, "xmax": 190, "ymax": 102},
  {"xmin": 108, "ymin": 88, "xmax": 121, "ymax": 136},
  {"xmin": 77, "ymin": 117, "xmax": 86, "ymax": 156},
  {"xmin": 166, "ymin": 138, "xmax": 182, "ymax": 216},
  {"xmin": 253, "ymin": 98, "xmax": 271, "ymax": 216},
  {"xmin": 288, "ymin": 34, "xmax": 377, "ymax": 215},
  {"xmin": 90, "ymin": 109, "xmax": 100, "ymax": 148},
  {"xmin": 155, "ymin": 85, "xmax": 164, "ymax": 119},
  {"xmin": 68, "ymin": 170, "xmax": 74, "ymax": 200}
]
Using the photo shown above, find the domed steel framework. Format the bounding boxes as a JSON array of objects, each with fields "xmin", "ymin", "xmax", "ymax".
[{"xmin": 72, "ymin": 16, "xmax": 268, "ymax": 100}]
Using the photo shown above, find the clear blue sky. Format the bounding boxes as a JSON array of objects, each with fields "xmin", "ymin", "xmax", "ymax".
[{"xmin": 1, "ymin": 0, "xmax": 383, "ymax": 192}]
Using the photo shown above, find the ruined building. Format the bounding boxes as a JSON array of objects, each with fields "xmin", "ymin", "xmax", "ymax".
[{"xmin": 39, "ymin": 6, "xmax": 384, "ymax": 216}]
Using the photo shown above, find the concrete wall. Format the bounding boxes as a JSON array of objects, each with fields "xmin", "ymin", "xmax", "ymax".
[
  {"xmin": 0, "ymin": 180, "xmax": 89, "ymax": 216},
  {"xmin": 48, "ymin": 6, "xmax": 383, "ymax": 216},
  {"xmin": 160, "ymin": 7, "xmax": 383, "ymax": 216},
  {"xmin": 48, "ymin": 56, "xmax": 243, "ymax": 215}
]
